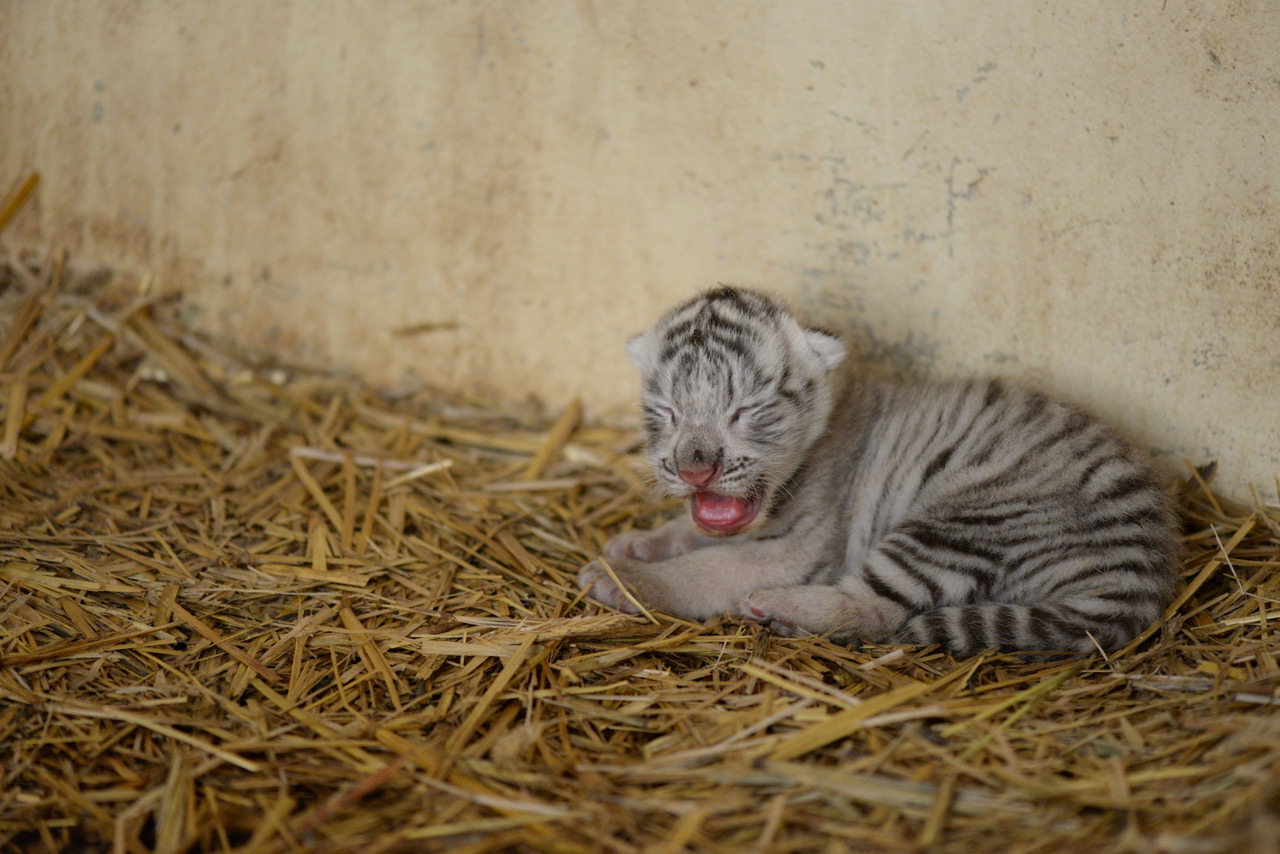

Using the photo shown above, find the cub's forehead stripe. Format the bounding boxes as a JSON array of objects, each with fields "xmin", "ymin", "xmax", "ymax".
[
  {"xmin": 662, "ymin": 305, "xmax": 762, "ymax": 342},
  {"xmin": 659, "ymin": 335, "xmax": 767, "ymax": 384}
]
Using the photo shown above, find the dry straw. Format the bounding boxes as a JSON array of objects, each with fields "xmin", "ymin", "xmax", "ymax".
[{"xmin": 0, "ymin": 252, "xmax": 1277, "ymax": 853}]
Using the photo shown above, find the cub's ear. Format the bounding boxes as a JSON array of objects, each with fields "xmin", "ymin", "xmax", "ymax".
[
  {"xmin": 626, "ymin": 330, "xmax": 659, "ymax": 374},
  {"xmin": 804, "ymin": 327, "xmax": 846, "ymax": 371}
]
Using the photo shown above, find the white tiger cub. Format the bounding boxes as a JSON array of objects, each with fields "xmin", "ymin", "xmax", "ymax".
[{"xmin": 578, "ymin": 286, "xmax": 1182, "ymax": 655}]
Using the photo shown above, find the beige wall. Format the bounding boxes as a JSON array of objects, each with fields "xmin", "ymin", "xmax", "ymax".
[{"xmin": 3, "ymin": 1, "xmax": 1278, "ymax": 499}]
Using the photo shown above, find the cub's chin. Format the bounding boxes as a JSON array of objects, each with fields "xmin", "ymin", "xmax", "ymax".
[{"xmin": 688, "ymin": 490, "xmax": 764, "ymax": 536}]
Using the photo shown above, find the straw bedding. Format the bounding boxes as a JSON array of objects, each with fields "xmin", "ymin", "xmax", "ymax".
[{"xmin": 1, "ymin": 251, "xmax": 1278, "ymax": 854}]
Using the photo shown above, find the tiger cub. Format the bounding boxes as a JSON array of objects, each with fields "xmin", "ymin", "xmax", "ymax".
[{"xmin": 578, "ymin": 286, "xmax": 1181, "ymax": 655}]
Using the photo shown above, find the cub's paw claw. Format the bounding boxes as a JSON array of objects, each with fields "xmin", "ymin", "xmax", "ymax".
[{"xmin": 578, "ymin": 560, "xmax": 640, "ymax": 614}]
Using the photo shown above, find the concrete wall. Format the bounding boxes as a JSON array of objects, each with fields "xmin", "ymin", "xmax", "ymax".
[{"xmin": 2, "ymin": 1, "xmax": 1277, "ymax": 499}]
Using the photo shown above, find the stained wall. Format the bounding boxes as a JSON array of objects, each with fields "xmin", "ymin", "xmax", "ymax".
[{"xmin": 2, "ymin": 1, "xmax": 1277, "ymax": 497}]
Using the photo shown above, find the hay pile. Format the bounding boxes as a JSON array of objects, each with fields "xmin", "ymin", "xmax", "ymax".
[{"xmin": 1, "ymin": 251, "xmax": 1278, "ymax": 854}]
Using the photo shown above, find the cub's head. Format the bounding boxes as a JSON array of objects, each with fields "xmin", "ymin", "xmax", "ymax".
[{"xmin": 626, "ymin": 286, "xmax": 845, "ymax": 535}]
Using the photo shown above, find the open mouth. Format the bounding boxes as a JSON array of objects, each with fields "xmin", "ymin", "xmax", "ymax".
[{"xmin": 690, "ymin": 490, "xmax": 763, "ymax": 535}]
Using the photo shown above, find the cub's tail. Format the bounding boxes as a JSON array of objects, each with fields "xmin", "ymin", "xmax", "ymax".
[{"xmin": 894, "ymin": 598, "xmax": 1166, "ymax": 656}]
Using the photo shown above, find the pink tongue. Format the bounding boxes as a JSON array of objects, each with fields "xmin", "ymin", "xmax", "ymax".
[{"xmin": 693, "ymin": 492, "xmax": 752, "ymax": 529}]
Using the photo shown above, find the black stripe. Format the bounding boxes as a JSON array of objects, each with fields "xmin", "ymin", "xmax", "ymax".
[
  {"xmin": 701, "ymin": 314, "xmax": 755, "ymax": 344},
  {"xmin": 945, "ymin": 506, "xmax": 1038, "ymax": 526},
  {"xmin": 1072, "ymin": 436, "xmax": 1118, "ymax": 484},
  {"xmin": 958, "ymin": 608, "xmax": 987, "ymax": 653},
  {"xmin": 886, "ymin": 533, "xmax": 996, "ymax": 586},
  {"xmin": 699, "ymin": 333, "xmax": 756, "ymax": 365},
  {"xmin": 862, "ymin": 566, "xmax": 918, "ymax": 609},
  {"xmin": 982, "ymin": 379, "xmax": 1006, "ymax": 411},
  {"xmin": 661, "ymin": 317, "xmax": 697, "ymax": 343},
  {"xmin": 921, "ymin": 611, "xmax": 951, "ymax": 647},
  {"xmin": 900, "ymin": 522, "xmax": 1005, "ymax": 566},
  {"xmin": 963, "ymin": 469, "xmax": 1019, "ymax": 494},
  {"xmin": 920, "ymin": 445, "xmax": 956, "ymax": 486},
  {"xmin": 1016, "ymin": 392, "xmax": 1050, "ymax": 428},
  {"xmin": 702, "ymin": 307, "xmax": 756, "ymax": 338},
  {"xmin": 877, "ymin": 541, "xmax": 946, "ymax": 602},
  {"xmin": 995, "ymin": 604, "xmax": 1020, "ymax": 641},
  {"xmin": 1092, "ymin": 472, "xmax": 1152, "ymax": 504},
  {"xmin": 1094, "ymin": 586, "xmax": 1163, "ymax": 606},
  {"xmin": 1035, "ymin": 563, "xmax": 1137, "ymax": 598},
  {"xmin": 1010, "ymin": 541, "xmax": 1091, "ymax": 580}
]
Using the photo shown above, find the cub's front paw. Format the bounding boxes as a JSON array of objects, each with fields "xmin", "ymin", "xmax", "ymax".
[{"xmin": 577, "ymin": 560, "xmax": 640, "ymax": 614}]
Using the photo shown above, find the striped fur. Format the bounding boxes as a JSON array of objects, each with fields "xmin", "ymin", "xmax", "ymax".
[{"xmin": 579, "ymin": 287, "xmax": 1182, "ymax": 655}]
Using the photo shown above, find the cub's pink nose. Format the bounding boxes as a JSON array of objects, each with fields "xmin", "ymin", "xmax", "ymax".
[{"xmin": 679, "ymin": 464, "xmax": 721, "ymax": 488}]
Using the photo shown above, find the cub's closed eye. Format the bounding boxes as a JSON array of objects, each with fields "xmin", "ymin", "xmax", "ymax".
[{"xmin": 730, "ymin": 406, "xmax": 754, "ymax": 424}]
